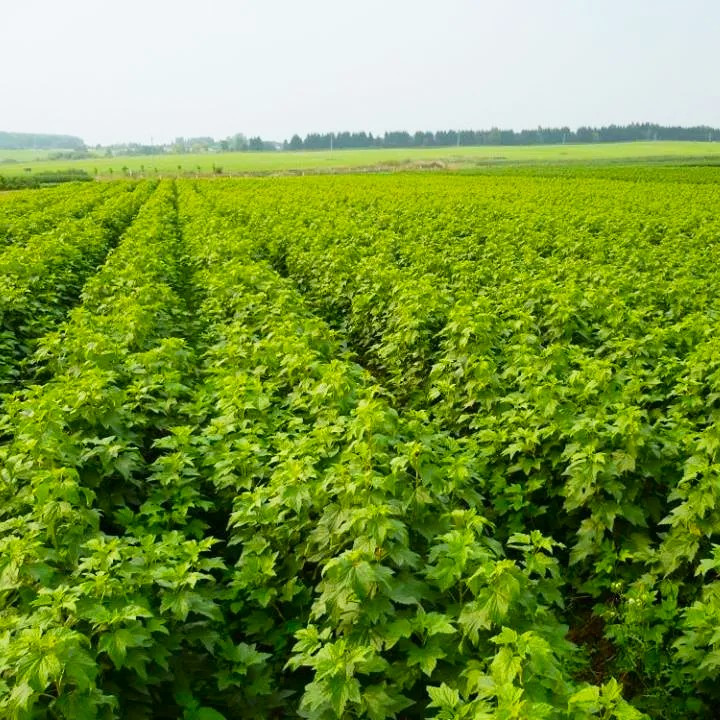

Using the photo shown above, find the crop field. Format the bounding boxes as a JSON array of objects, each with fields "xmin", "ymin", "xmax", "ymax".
[
  {"xmin": 2, "ymin": 169, "xmax": 720, "ymax": 719},
  {"xmin": 2, "ymin": 141, "xmax": 720, "ymax": 179}
]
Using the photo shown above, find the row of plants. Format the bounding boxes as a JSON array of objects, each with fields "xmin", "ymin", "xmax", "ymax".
[
  {"xmin": 0, "ymin": 182, "xmax": 153, "ymax": 387},
  {"xmin": 0, "ymin": 170, "xmax": 93, "ymax": 191},
  {"xmin": 467, "ymin": 163, "xmax": 720, "ymax": 185},
  {"xmin": 199, "ymin": 173, "xmax": 720, "ymax": 717},
  {"xmin": 0, "ymin": 180, "xmax": 207, "ymax": 719},
  {"xmin": 0, "ymin": 182, "xmax": 121, "ymax": 249},
  {"xmin": 2, "ymin": 171, "xmax": 717, "ymax": 717},
  {"xmin": 0, "ymin": 179, "xmax": 642, "ymax": 719},
  {"xmin": 163, "ymin": 183, "xmax": 638, "ymax": 719}
]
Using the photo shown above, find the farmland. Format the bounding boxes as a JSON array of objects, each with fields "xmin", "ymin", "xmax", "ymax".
[
  {"xmin": 2, "ymin": 141, "xmax": 720, "ymax": 179},
  {"xmin": 2, "ymin": 168, "xmax": 720, "ymax": 719}
]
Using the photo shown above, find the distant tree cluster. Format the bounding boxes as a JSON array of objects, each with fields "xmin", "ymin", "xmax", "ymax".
[
  {"xmin": 282, "ymin": 123, "xmax": 720, "ymax": 150},
  {"xmin": 0, "ymin": 132, "xmax": 85, "ymax": 150},
  {"xmin": 173, "ymin": 135, "xmax": 278, "ymax": 153},
  {"xmin": 105, "ymin": 143, "xmax": 170, "ymax": 157},
  {"xmin": 98, "ymin": 135, "xmax": 281, "ymax": 157}
]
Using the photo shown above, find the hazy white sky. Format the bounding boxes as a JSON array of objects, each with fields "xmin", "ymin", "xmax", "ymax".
[{"xmin": 2, "ymin": 0, "xmax": 718, "ymax": 145}]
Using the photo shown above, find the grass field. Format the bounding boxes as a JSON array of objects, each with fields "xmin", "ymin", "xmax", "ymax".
[
  {"xmin": 2, "ymin": 141, "xmax": 720, "ymax": 177},
  {"xmin": 0, "ymin": 148, "xmax": 66, "ymax": 164}
]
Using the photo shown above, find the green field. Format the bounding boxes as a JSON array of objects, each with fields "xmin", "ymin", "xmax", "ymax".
[
  {"xmin": 2, "ymin": 141, "xmax": 720, "ymax": 178},
  {"xmin": 0, "ymin": 148, "xmax": 66, "ymax": 164},
  {"xmin": 3, "ymin": 167, "xmax": 720, "ymax": 718}
]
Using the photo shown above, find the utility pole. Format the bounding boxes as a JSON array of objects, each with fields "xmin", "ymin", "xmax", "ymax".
[{"xmin": 330, "ymin": 134, "xmax": 333, "ymax": 152}]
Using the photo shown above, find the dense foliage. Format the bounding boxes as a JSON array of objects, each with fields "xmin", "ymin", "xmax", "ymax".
[
  {"xmin": 0, "ymin": 171, "xmax": 719, "ymax": 717},
  {"xmin": 0, "ymin": 181, "xmax": 151, "ymax": 387}
]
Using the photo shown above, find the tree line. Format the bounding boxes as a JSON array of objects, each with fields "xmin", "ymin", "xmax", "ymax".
[
  {"xmin": 4, "ymin": 123, "xmax": 718, "ymax": 155},
  {"xmin": 88, "ymin": 123, "xmax": 720, "ymax": 156},
  {"xmin": 283, "ymin": 123, "xmax": 720, "ymax": 150},
  {"xmin": 149, "ymin": 124, "xmax": 720, "ymax": 154}
]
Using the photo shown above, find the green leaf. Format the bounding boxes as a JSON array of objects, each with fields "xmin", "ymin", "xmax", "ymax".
[
  {"xmin": 407, "ymin": 641, "xmax": 447, "ymax": 676},
  {"xmin": 568, "ymin": 685, "xmax": 600, "ymax": 711},
  {"xmin": 427, "ymin": 683, "xmax": 461, "ymax": 710}
]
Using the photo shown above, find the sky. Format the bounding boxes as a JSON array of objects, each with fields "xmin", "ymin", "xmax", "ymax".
[{"xmin": 2, "ymin": 0, "xmax": 718, "ymax": 145}]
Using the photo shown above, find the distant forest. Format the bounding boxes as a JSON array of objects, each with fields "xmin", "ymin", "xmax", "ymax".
[
  {"xmin": 0, "ymin": 132, "xmax": 85, "ymax": 150},
  {"xmin": 283, "ymin": 123, "xmax": 720, "ymax": 150}
]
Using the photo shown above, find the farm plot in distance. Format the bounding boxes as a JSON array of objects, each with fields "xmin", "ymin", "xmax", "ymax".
[
  {"xmin": 3, "ymin": 140, "xmax": 720, "ymax": 179},
  {"xmin": 1, "ymin": 168, "xmax": 720, "ymax": 719}
]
